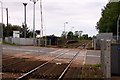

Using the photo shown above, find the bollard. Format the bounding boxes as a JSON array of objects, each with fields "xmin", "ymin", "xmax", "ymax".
[
  {"xmin": 94, "ymin": 39, "xmax": 97, "ymax": 50},
  {"xmin": 105, "ymin": 40, "xmax": 111, "ymax": 78}
]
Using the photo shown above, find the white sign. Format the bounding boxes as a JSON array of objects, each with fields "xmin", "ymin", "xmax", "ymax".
[
  {"xmin": 13, "ymin": 31, "xmax": 20, "ymax": 38},
  {"xmin": 109, "ymin": 0, "xmax": 120, "ymax": 2}
]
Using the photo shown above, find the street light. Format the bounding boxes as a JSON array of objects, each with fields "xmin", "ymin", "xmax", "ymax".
[
  {"xmin": 64, "ymin": 22, "xmax": 68, "ymax": 33},
  {"xmin": 23, "ymin": 3, "xmax": 27, "ymax": 38},
  {"xmin": 30, "ymin": 0, "xmax": 38, "ymax": 46},
  {"xmin": 63, "ymin": 22, "xmax": 68, "ymax": 39},
  {"xmin": 117, "ymin": 15, "xmax": 120, "ymax": 41}
]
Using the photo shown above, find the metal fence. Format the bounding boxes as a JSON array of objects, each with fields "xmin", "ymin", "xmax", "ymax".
[{"xmin": 5, "ymin": 37, "xmax": 34, "ymax": 46}]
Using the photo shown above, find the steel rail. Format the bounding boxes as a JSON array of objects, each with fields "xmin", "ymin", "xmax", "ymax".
[
  {"xmin": 58, "ymin": 51, "xmax": 80, "ymax": 80},
  {"xmin": 16, "ymin": 50, "xmax": 69, "ymax": 80}
]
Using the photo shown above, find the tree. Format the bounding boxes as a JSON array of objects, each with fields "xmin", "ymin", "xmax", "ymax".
[
  {"xmin": 96, "ymin": 2, "xmax": 120, "ymax": 35},
  {"xmin": 3, "ymin": 24, "xmax": 33, "ymax": 38},
  {"xmin": 3, "ymin": 24, "xmax": 21, "ymax": 37},
  {"xmin": 74, "ymin": 31, "xmax": 83, "ymax": 38},
  {"xmin": 82, "ymin": 34, "xmax": 89, "ymax": 39},
  {"xmin": 67, "ymin": 31, "xmax": 74, "ymax": 40},
  {"xmin": 20, "ymin": 24, "xmax": 34, "ymax": 38}
]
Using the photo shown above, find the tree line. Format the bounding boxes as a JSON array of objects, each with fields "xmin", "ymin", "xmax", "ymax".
[
  {"xmin": 3, "ymin": 23, "xmax": 92, "ymax": 40},
  {"xmin": 3, "ymin": 24, "xmax": 33, "ymax": 38},
  {"xmin": 61, "ymin": 31, "xmax": 92, "ymax": 40},
  {"xmin": 96, "ymin": 1, "xmax": 120, "ymax": 35}
]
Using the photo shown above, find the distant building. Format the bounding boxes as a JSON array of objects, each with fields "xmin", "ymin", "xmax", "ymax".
[
  {"xmin": 93, "ymin": 33, "xmax": 113, "ymax": 50},
  {"xmin": 109, "ymin": 0, "xmax": 120, "ymax": 2},
  {"xmin": 43, "ymin": 35, "xmax": 58, "ymax": 45},
  {"xmin": 36, "ymin": 35, "xmax": 59, "ymax": 46},
  {"xmin": 13, "ymin": 31, "xmax": 20, "ymax": 38}
]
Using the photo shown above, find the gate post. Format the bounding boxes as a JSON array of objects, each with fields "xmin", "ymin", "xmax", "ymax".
[
  {"xmin": 100, "ymin": 39, "xmax": 105, "ymax": 75},
  {"xmin": 105, "ymin": 40, "xmax": 111, "ymax": 78}
]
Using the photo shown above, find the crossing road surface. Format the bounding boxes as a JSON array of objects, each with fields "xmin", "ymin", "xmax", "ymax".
[{"xmin": 2, "ymin": 45, "xmax": 100, "ymax": 65}]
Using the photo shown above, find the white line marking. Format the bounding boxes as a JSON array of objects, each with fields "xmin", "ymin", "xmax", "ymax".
[
  {"xmin": 24, "ymin": 52, "xmax": 31, "ymax": 54},
  {"xmin": 87, "ymin": 55, "xmax": 100, "ymax": 57},
  {"xmin": 50, "ymin": 49, "xmax": 63, "ymax": 53},
  {"xmin": 3, "ymin": 48, "xmax": 46, "ymax": 53},
  {"xmin": 83, "ymin": 50, "xmax": 87, "ymax": 65}
]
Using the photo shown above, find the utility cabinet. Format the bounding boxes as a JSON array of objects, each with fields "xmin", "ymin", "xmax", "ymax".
[{"xmin": 111, "ymin": 43, "xmax": 120, "ymax": 76}]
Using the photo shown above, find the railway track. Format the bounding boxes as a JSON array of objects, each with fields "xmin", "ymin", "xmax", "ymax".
[
  {"xmin": 2, "ymin": 47, "xmax": 104, "ymax": 79},
  {"xmin": 2, "ymin": 49, "xmax": 74, "ymax": 79},
  {"xmin": 16, "ymin": 50, "xmax": 80, "ymax": 80}
]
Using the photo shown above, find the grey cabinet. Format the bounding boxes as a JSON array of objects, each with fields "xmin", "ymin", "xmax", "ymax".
[{"xmin": 111, "ymin": 44, "xmax": 120, "ymax": 76}]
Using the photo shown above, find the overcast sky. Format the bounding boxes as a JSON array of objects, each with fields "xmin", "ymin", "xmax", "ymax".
[{"xmin": 0, "ymin": 0, "xmax": 108, "ymax": 36}]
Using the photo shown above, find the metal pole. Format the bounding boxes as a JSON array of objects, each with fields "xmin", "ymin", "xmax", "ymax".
[
  {"xmin": 6, "ymin": 8, "xmax": 9, "ymax": 37},
  {"xmin": 63, "ymin": 22, "xmax": 68, "ymax": 39},
  {"xmin": 33, "ymin": 2, "xmax": 36, "ymax": 46},
  {"xmin": 0, "ymin": 1, "xmax": 3, "ymax": 24},
  {"xmin": 40, "ymin": 0, "xmax": 43, "ymax": 37},
  {"xmin": 0, "ymin": 1, "xmax": 3, "ymax": 41},
  {"xmin": 64, "ymin": 22, "xmax": 68, "ymax": 33},
  {"xmin": 0, "ymin": 1, "xmax": 3, "ymax": 75},
  {"xmin": 40, "ymin": 0, "xmax": 44, "ymax": 46},
  {"xmin": 64, "ymin": 23, "xmax": 65, "ymax": 33},
  {"xmin": 23, "ymin": 3, "xmax": 27, "ymax": 38},
  {"xmin": 30, "ymin": 0, "xmax": 38, "ymax": 46},
  {"xmin": 117, "ymin": 15, "xmax": 120, "ymax": 41}
]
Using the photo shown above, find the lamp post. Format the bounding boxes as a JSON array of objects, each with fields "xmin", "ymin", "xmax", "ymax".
[
  {"xmin": 64, "ymin": 22, "xmax": 68, "ymax": 33},
  {"xmin": 6, "ymin": 8, "xmax": 8, "ymax": 28},
  {"xmin": 63, "ymin": 22, "xmax": 68, "ymax": 39},
  {"xmin": 30, "ymin": 0, "xmax": 38, "ymax": 46},
  {"xmin": 23, "ymin": 3, "xmax": 27, "ymax": 38},
  {"xmin": 40, "ymin": 0, "xmax": 43, "ymax": 37},
  {"xmin": 117, "ymin": 15, "xmax": 120, "ymax": 41}
]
